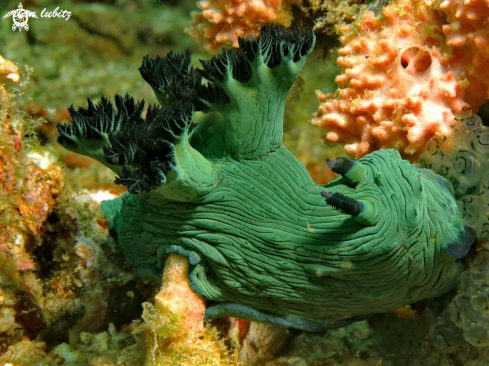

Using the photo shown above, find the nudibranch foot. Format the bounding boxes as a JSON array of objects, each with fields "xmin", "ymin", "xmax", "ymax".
[
  {"xmin": 158, "ymin": 244, "xmax": 202, "ymax": 266},
  {"xmin": 204, "ymin": 303, "xmax": 364, "ymax": 332},
  {"xmin": 447, "ymin": 226, "xmax": 476, "ymax": 259}
]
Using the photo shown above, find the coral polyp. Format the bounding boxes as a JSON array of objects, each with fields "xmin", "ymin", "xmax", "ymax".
[{"xmin": 57, "ymin": 24, "xmax": 473, "ymax": 331}]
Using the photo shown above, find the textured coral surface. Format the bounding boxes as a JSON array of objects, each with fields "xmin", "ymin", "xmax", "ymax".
[
  {"xmin": 0, "ymin": 60, "xmax": 62, "ymax": 353},
  {"xmin": 185, "ymin": 0, "xmax": 295, "ymax": 51},
  {"xmin": 302, "ymin": 0, "xmax": 367, "ymax": 36},
  {"xmin": 436, "ymin": 0, "xmax": 489, "ymax": 109},
  {"xmin": 0, "ymin": 55, "xmax": 154, "ymax": 364},
  {"xmin": 313, "ymin": 0, "xmax": 469, "ymax": 160}
]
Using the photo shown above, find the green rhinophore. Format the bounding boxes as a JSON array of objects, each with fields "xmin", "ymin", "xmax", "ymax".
[{"xmin": 57, "ymin": 25, "xmax": 473, "ymax": 331}]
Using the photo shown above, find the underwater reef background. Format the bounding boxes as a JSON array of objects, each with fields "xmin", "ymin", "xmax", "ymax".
[{"xmin": 0, "ymin": 0, "xmax": 488, "ymax": 365}]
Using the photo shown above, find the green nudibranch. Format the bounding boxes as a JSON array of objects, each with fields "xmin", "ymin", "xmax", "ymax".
[{"xmin": 57, "ymin": 24, "xmax": 474, "ymax": 331}]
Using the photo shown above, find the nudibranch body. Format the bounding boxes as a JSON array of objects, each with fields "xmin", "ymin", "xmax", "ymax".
[{"xmin": 57, "ymin": 25, "xmax": 473, "ymax": 331}]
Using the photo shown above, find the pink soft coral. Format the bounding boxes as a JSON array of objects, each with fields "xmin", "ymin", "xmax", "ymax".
[
  {"xmin": 438, "ymin": 0, "xmax": 489, "ymax": 55},
  {"xmin": 313, "ymin": 0, "xmax": 470, "ymax": 161},
  {"xmin": 437, "ymin": 0, "xmax": 489, "ymax": 109},
  {"xmin": 185, "ymin": 0, "xmax": 294, "ymax": 52}
]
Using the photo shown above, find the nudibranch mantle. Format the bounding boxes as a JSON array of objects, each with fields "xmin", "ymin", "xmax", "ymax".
[{"xmin": 57, "ymin": 24, "xmax": 473, "ymax": 331}]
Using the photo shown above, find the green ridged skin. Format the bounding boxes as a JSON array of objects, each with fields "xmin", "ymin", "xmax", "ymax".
[{"xmin": 57, "ymin": 25, "xmax": 472, "ymax": 331}]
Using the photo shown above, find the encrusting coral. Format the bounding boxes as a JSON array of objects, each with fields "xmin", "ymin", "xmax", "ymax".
[
  {"xmin": 313, "ymin": 0, "xmax": 470, "ymax": 160},
  {"xmin": 0, "ymin": 54, "xmax": 156, "ymax": 364},
  {"xmin": 436, "ymin": 0, "xmax": 489, "ymax": 110},
  {"xmin": 57, "ymin": 24, "xmax": 474, "ymax": 332},
  {"xmin": 0, "ymin": 54, "xmax": 64, "ymax": 351},
  {"xmin": 301, "ymin": 0, "xmax": 368, "ymax": 36},
  {"xmin": 185, "ymin": 0, "xmax": 296, "ymax": 52}
]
